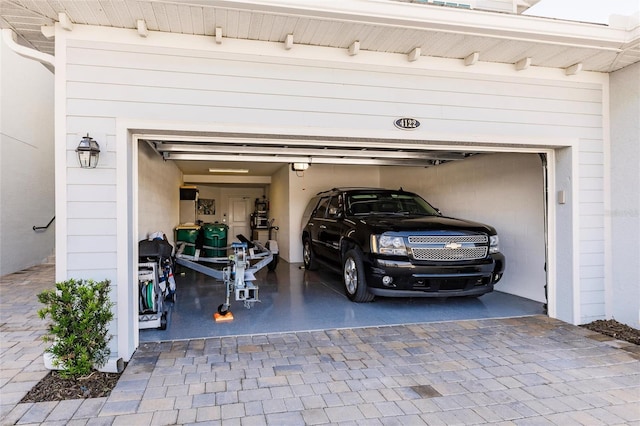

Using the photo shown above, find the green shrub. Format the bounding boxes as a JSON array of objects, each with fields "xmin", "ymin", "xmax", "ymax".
[{"xmin": 38, "ymin": 279, "xmax": 114, "ymax": 378}]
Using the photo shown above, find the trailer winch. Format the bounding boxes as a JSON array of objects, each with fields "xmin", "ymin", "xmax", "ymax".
[{"xmin": 174, "ymin": 234, "xmax": 278, "ymax": 320}]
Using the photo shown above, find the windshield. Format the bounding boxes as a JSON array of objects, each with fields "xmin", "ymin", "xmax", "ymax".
[{"xmin": 346, "ymin": 191, "xmax": 440, "ymax": 216}]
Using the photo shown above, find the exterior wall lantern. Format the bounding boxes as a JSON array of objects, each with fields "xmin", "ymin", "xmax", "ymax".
[{"xmin": 76, "ymin": 134, "xmax": 100, "ymax": 168}]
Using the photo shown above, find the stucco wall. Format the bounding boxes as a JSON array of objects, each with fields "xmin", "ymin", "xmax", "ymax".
[
  {"xmin": 610, "ymin": 62, "xmax": 640, "ymax": 329},
  {"xmin": 0, "ymin": 32, "xmax": 55, "ymax": 276}
]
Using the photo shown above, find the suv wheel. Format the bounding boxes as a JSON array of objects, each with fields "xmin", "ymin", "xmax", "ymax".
[
  {"xmin": 343, "ymin": 249, "xmax": 374, "ymax": 302},
  {"xmin": 303, "ymin": 238, "xmax": 317, "ymax": 270}
]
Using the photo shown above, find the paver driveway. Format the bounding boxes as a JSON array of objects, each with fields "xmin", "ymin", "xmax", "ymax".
[{"xmin": 1, "ymin": 264, "xmax": 639, "ymax": 425}]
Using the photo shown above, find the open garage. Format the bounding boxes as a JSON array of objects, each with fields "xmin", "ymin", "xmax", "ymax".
[
  {"xmin": 21, "ymin": 0, "xmax": 629, "ymax": 364},
  {"xmin": 135, "ymin": 130, "xmax": 551, "ymax": 341}
]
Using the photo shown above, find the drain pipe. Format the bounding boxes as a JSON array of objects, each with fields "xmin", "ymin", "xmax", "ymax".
[{"xmin": 1, "ymin": 29, "xmax": 55, "ymax": 68}]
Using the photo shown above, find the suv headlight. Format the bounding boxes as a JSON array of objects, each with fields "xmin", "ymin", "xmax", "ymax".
[
  {"xmin": 372, "ymin": 234, "xmax": 407, "ymax": 256},
  {"xmin": 489, "ymin": 235, "xmax": 500, "ymax": 254}
]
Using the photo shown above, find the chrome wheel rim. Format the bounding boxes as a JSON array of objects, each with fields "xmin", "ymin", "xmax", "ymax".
[
  {"xmin": 344, "ymin": 257, "xmax": 357, "ymax": 294},
  {"xmin": 303, "ymin": 243, "xmax": 310, "ymax": 265}
]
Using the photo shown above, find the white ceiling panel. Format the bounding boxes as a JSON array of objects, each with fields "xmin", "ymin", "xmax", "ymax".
[
  {"xmin": 333, "ymin": 23, "xmax": 374, "ymax": 49},
  {"xmin": 298, "ymin": 18, "xmax": 321, "ymax": 45},
  {"xmin": 177, "ymin": 5, "xmax": 195, "ymax": 34},
  {"xmin": 236, "ymin": 10, "xmax": 253, "ymax": 39},
  {"xmin": 317, "ymin": 21, "xmax": 344, "ymax": 47},
  {"xmin": 423, "ymin": 33, "xmax": 468, "ymax": 58},
  {"xmin": 225, "ymin": 9, "xmax": 240, "ymax": 38},
  {"xmin": 266, "ymin": 15, "xmax": 288, "ymax": 42},
  {"xmin": 1, "ymin": 0, "xmax": 637, "ymax": 74},
  {"xmin": 190, "ymin": 6, "xmax": 205, "ymax": 35},
  {"xmin": 151, "ymin": 3, "xmax": 171, "ymax": 33},
  {"xmin": 138, "ymin": 2, "xmax": 157, "ymax": 30}
]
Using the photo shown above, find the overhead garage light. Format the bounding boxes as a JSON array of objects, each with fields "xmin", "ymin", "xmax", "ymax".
[
  {"xmin": 209, "ymin": 168, "xmax": 249, "ymax": 173},
  {"xmin": 291, "ymin": 162, "xmax": 310, "ymax": 171}
]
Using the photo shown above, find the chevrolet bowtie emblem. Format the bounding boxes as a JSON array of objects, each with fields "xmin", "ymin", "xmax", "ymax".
[{"xmin": 444, "ymin": 242, "xmax": 462, "ymax": 249}]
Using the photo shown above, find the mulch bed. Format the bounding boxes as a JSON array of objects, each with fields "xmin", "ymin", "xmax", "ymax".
[
  {"xmin": 581, "ymin": 319, "xmax": 640, "ymax": 345},
  {"xmin": 19, "ymin": 319, "xmax": 639, "ymax": 404},
  {"xmin": 20, "ymin": 370, "xmax": 121, "ymax": 403}
]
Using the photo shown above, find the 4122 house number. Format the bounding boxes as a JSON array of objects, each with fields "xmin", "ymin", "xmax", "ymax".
[{"xmin": 394, "ymin": 118, "xmax": 420, "ymax": 130}]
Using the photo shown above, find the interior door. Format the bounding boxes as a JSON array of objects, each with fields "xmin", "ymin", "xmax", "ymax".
[{"xmin": 228, "ymin": 197, "xmax": 252, "ymax": 242}]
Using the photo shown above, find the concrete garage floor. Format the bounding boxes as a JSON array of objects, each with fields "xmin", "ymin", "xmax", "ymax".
[{"xmin": 140, "ymin": 261, "xmax": 544, "ymax": 342}]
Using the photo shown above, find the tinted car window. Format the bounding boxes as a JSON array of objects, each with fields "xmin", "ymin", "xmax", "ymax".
[
  {"xmin": 327, "ymin": 195, "xmax": 341, "ymax": 217},
  {"xmin": 347, "ymin": 192, "xmax": 439, "ymax": 216},
  {"xmin": 314, "ymin": 197, "xmax": 330, "ymax": 218}
]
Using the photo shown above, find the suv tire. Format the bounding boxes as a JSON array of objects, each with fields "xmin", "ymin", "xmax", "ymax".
[
  {"xmin": 303, "ymin": 238, "xmax": 318, "ymax": 270},
  {"xmin": 343, "ymin": 249, "xmax": 374, "ymax": 302}
]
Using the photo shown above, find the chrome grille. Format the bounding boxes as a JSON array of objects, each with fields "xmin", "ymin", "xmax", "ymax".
[
  {"xmin": 408, "ymin": 235, "xmax": 487, "ymax": 244},
  {"xmin": 411, "ymin": 247, "xmax": 488, "ymax": 261},
  {"xmin": 407, "ymin": 234, "xmax": 488, "ymax": 261}
]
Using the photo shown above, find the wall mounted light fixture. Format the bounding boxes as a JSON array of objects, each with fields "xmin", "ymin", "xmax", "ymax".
[
  {"xmin": 76, "ymin": 134, "xmax": 100, "ymax": 168},
  {"xmin": 291, "ymin": 162, "xmax": 309, "ymax": 171}
]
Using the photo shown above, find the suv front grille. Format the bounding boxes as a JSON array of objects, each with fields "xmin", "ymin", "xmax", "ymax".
[
  {"xmin": 411, "ymin": 247, "xmax": 488, "ymax": 261},
  {"xmin": 408, "ymin": 235, "xmax": 487, "ymax": 244},
  {"xmin": 408, "ymin": 235, "xmax": 488, "ymax": 261}
]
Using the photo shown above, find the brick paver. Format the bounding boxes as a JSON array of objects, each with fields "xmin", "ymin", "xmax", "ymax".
[{"xmin": 2, "ymin": 264, "xmax": 640, "ymax": 425}]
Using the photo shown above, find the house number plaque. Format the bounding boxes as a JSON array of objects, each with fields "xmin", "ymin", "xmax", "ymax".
[{"xmin": 394, "ymin": 117, "xmax": 420, "ymax": 130}]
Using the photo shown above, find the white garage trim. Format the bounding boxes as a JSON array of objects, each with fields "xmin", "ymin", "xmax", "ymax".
[
  {"xmin": 53, "ymin": 26, "xmax": 68, "ymax": 283},
  {"xmin": 113, "ymin": 117, "xmax": 577, "ymax": 360},
  {"xmin": 572, "ymin": 144, "xmax": 582, "ymax": 325},
  {"xmin": 601, "ymin": 80, "xmax": 613, "ymax": 322},
  {"xmin": 116, "ymin": 123, "xmax": 137, "ymax": 361}
]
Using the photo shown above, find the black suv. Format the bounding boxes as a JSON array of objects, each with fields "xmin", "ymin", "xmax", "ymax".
[{"xmin": 301, "ymin": 188, "xmax": 505, "ymax": 302}]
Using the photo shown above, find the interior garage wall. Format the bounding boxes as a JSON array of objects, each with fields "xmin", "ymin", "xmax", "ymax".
[
  {"xmin": 138, "ymin": 141, "xmax": 182, "ymax": 245},
  {"xmin": 0, "ymin": 32, "xmax": 54, "ymax": 276},
  {"xmin": 288, "ymin": 165, "xmax": 382, "ymax": 263},
  {"xmin": 610, "ymin": 62, "xmax": 640, "ymax": 329},
  {"xmin": 381, "ymin": 153, "xmax": 546, "ymax": 302},
  {"xmin": 270, "ymin": 165, "xmax": 290, "ymax": 261}
]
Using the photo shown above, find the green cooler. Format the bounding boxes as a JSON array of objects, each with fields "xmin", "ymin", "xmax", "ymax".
[
  {"xmin": 203, "ymin": 223, "xmax": 228, "ymax": 257},
  {"xmin": 175, "ymin": 225, "xmax": 201, "ymax": 256}
]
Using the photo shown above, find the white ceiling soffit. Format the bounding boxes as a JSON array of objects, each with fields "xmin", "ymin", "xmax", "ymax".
[{"xmin": 1, "ymin": 0, "xmax": 639, "ymax": 73}]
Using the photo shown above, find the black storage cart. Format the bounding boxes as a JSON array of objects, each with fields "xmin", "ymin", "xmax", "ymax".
[{"xmin": 138, "ymin": 237, "xmax": 175, "ymax": 330}]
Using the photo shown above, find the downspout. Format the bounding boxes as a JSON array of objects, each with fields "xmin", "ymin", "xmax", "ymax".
[{"xmin": 1, "ymin": 29, "xmax": 55, "ymax": 68}]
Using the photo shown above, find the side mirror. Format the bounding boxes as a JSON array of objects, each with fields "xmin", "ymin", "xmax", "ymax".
[{"xmin": 328, "ymin": 207, "xmax": 343, "ymax": 218}]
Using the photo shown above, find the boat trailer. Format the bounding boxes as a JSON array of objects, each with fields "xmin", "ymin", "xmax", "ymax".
[{"xmin": 174, "ymin": 236, "xmax": 277, "ymax": 319}]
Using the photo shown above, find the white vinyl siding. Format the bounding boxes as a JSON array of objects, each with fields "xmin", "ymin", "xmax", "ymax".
[{"xmin": 61, "ymin": 31, "xmax": 607, "ymax": 349}]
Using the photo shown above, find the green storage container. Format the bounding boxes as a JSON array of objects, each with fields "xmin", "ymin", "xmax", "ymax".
[
  {"xmin": 175, "ymin": 225, "xmax": 201, "ymax": 256},
  {"xmin": 203, "ymin": 223, "xmax": 228, "ymax": 257}
]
